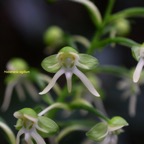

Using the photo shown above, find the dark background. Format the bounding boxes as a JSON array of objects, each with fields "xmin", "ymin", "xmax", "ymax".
[{"xmin": 1, "ymin": 0, "xmax": 144, "ymax": 144}]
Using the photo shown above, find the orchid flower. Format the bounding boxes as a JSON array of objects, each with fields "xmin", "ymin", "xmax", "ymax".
[
  {"xmin": 1, "ymin": 58, "xmax": 40, "ymax": 111},
  {"xmin": 117, "ymin": 69, "xmax": 144, "ymax": 117},
  {"xmin": 14, "ymin": 108, "xmax": 59, "ymax": 144},
  {"xmin": 132, "ymin": 44, "xmax": 144, "ymax": 83},
  {"xmin": 86, "ymin": 116, "xmax": 128, "ymax": 143},
  {"xmin": 39, "ymin": 46, "xmax": 100, "ymax": 97}
]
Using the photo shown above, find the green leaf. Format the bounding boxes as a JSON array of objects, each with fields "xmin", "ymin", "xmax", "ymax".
[
  {"xmin": 86, "ymin": 122, "xmax": 108, "ymax": 142},
  {"xmin": 78, "ymin": 54, "xmax": 98, "ymax": 70},
  {"xmin": 37, "ymin": 116, "xmax": 59, "ymax": 137},
  {"xmin": 108, "ymin": 116, "xmax": 128, "ymax": 131},
  {"xmin": 69, "ymin": 0, "xmax": 102, "ymax": 27},
  {"xmin": 41, "ymin": 55, "xmax": 60, "ymax": 73},
  {"xmin": 0, "ymin": 120, "xmax": 16, "ymax": 144}
]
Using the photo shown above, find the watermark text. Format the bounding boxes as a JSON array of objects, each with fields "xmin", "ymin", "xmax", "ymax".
[{"xmin": 4, "ymin": 70, "xmax": 30, "ymax": 74}]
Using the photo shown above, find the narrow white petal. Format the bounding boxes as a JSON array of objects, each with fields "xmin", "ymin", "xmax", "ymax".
[
  {"xmin": 1, "ymin": 81, "xmax": 17, "ymax": 111},
  {"xmin": 65, "ymin": 71, "xmax": 73, "ymax": 93},
  {"xmin": 133, "ymin": 58, "xmax": 144, "ymax": 83},
  {"xmin": 73, "ymin": 67, "xmax": 100, "ymax": 97},
  {"xmin": 30, "ymin": 129, "xmax": 46, "ymax": 144},
  {"xmin": 16, "ymin": 128, "xmax": 25, "ymax": 144},
  {"xmin": 129, "ymin": 95, "xmax": 137, "ymax": 117},
  {"xmin": 39, "ymin": 68, "xmax": 64, "ymax": 95}
]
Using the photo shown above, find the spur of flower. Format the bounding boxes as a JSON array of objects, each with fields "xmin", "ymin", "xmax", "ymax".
[
  {"xmin": 39, "ymin": 46, "xmax": 100, "ymax": 97},
  {"xmin": 14, "ymin": 108, "xmax": 59, "ymax": 144},
  {"xmin": 132, "ymin": 43, "xmax": 144, "ymax": 83}
]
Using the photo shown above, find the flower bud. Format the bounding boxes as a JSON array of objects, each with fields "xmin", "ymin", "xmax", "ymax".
[
  {"xmin": 7, "ymin": 58, "xmax": 28, "ymax": 71},
  {"xmin": 113, "ymin": 18, "xmax": 130, "ymax": 36},
  {"xmin": 43, "ymin": 26, "xmax": 64, "ymax": 47}
]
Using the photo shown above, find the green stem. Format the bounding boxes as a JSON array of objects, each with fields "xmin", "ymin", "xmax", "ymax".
[
  {"xmin": 88, "ymin": 0, "xmax": 116, "ymax": 54},
  {"xmin": 103, "ymin": 0, "xmax": 116, "ymax": 25},
  {"xmin": 109, "ymin": 7, "xmax": 144, "ymax": 22},
  {"xmin": 94, "ymin": 65, "xmax": 129, "ymax": 77},
  {"xmin": 96, "ymin": 37, "xmax": 140, "ymax": 48},
  {"xmin": 0, "ymin": 121, "xmax": 16, "ymax": 144},
  {"xmin": 38, "ymin": 102, "xmax": 70, "ymax": 116},
  {"xmin": 70, "ymin": 99, "xmax": 109, "ymax": 122},
  {"xmin": 56, "ymin": 124, "xmax": 89, "ymax": 143}
]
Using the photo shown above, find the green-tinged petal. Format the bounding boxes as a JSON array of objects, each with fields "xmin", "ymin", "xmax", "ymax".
[
  {"xmin": 41, "ymin": 55, "xmax": 60, "ymax": 73},
  {"xmin": 78, "ymin": 54, "xmax": 98, "ymax": 70},
  {"xmin": 108, "ymin": 116, "xmax": 128, "ymax": 131},
  {"xmin": 15, "ymin": 119, "xmax": 23, "ymax": 130},
  {"xmin": 131, "ymin": 46, "xmax": 141, "ymax": 60},
  {"xmin": 37, "ymin": 116, "xmax": 59, "ymax": 137},
  {"xmin": 86, "ymin": 122, "xmax": 108, "ymax": 142},
  {"xmin": 69, "ymin": 0, "xmax": 102, "ymax": 27},
  {"xmin": 14, "ymin": 108, "xmax": 38, "ymax": 121},
  {"xmin": 0, "ymin": 120, "xmax": 16, "ymax": 144}
]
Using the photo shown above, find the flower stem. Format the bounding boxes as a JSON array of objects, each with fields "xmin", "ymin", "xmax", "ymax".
[
  {"xmin": 88, "ymin": 0, "xmax": 116, "ymax": 54},
  {"xmin": 103, "ymin": 0, "xmax": 116, "ymax": 25},
  {"xmin": 96, "ymin": 37, "xmax": 140, "ymax": 48},
  {"xmin": 94, "ymin": 65, "xmax": 129, "ymax": 77},
  {"xmin": 38, "ymin": 102, "xmax": 70, "ymax": 116},
  {"xmin": 109, "ymin": 7, "xmax": 144, "ymax": 22},
  {"xmin": 70, "ymin": 99, "xmax": 109, "ymax": 122}
]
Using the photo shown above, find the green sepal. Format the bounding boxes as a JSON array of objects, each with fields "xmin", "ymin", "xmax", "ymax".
[
  {"xmin": 131, "ymin": 45, "xmax": 141, "ymax": 60},
  {"xmin": 108, "ymin": 116, "xmax": 128, "ymax": 131},
  {"xmin": 41, "ymin": 55, "xmax": 60, "ymax": 73},
  {"xmin": 14, "ymin": 108, "xmax": 38, "ymax": 121},
  {"xmin": 58, "ymin": 46, "xmax": 78, "ymax": 54},
  {"xmin": 7, "ymin": 58, "xmax": 28, "ymax": 70},
  {"xmin": 37, "ymin": 116, "xmax": 59, "ymax": 137},
  {"xmin": 78, "ymin": 54, "xmax": 99, "ymax": 70},
  {"xmin": 86, "ymin": 122, "xmax": 108, "ymax": 142}
]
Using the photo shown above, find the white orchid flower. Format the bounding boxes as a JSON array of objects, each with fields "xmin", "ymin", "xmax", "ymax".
[
  {"xmin": 86, "ymin": 116, "xmax": 128, "ymax": 143},
  {"xmin": 39, "ymin": 46, "xmax": 100, "ymax": 97},
  {"xmin": 14, "ymin": 108, "xmax": 59, "ymax": 144}
]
